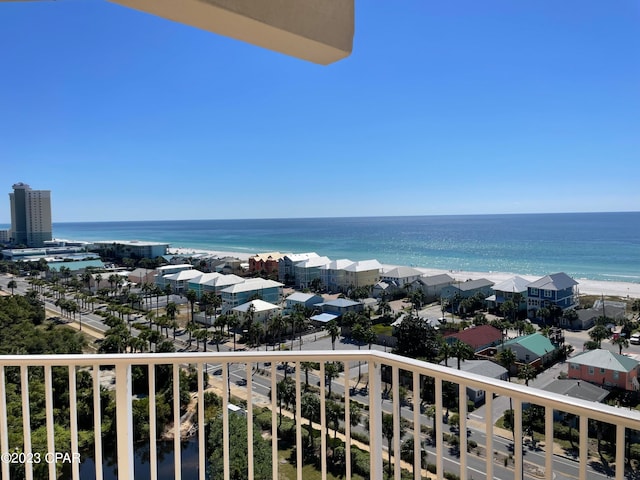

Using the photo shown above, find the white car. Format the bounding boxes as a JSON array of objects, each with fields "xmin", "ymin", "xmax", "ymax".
[{"xmin": 630, "ymin": 333, "xmax": 640, "ymax": 345}]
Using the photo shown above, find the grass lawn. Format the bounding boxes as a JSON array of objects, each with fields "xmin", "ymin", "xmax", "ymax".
[
  {"xmin": 277, "ymin": 448, "xmax": 366, "ymax": 480},
  {"xmin": 371, "ymin": 323, "xmax": 392, "ymax": 336}
]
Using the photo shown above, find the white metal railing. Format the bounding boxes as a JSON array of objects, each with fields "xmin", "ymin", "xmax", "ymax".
[{"xmin": 1, "ymin": 350, "xmax": 640, "ymax": 480}]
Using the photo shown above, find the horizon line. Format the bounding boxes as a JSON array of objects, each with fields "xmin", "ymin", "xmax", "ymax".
[{"xmin": 51, "ymin": 210, "xmax": 639, "ymax": 224}]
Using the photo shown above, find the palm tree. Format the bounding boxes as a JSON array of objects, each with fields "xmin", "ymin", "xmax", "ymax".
[
  {"xmin": 141, "ymin": 282, "xmax": 152, "ymax": 308},
  {"xmin": 518, "ymin": 363, "xmax": 538, "ymax": 386},
  {"xmin": 589, "ymin": 324, "xmax": 611, "ymax": 348},
  {"xmin": 451, "ymin": 340, "xmax": 474, "ymax": 369},
  {"xmin": 185, "ymin": 288, "xmax": 198, "ymax": 324},
  {"xmin": 276, "ymin": 378, "xmax": 296, "ymax": 428},
  {"xmin": 7, "ymin": 279, "xmax": 17, "ymax": 295},
  {"xmin": 439, "ymin": 340, "xmax": 452, "ymax": 367},
  {"xmin": 381, "ymin": 412, "xmax": 408, "ymax": 478},
  {"xmin": 82, "ymin": 272, "xmax": 92, "ymax": 291},
  {"xmin": 325, "ymin": 400, "xmax": 344, "ymax": 440},
  {"xmin": 267, "ymin": 313, "xmax": 286, "ymax": 349},
  {"xmin": 326, "ymin": 318, "xmax": 340, "ymax": 350},
  {"xmin": 165, "ymin": 302, "xmax": 178, "ymax": 324},
  {"xmin": 108, "ymin": 274, "xmax": 118, "ymax": 294},
  {"xmin": 612, "ymin": 335, "xmax": 629, "ymax": 355},
  {"xmin": 289, "ymin": 308, "xmax": 304, "ymax": 350},
  {"xmin": 498, "ymin": 348, "xmax": 516, "ymax": 381},
  {"xmin": 227, "ymin": 313, "xmax": 240, "ymax": 351},
  {"xmin": 537, "ymin": 307, "xmax": 551, "ymax": 326},
  {"xmin": 164, "ymin": 283, "xmax": 173, "ymax": 305},
  {"xmin": 300, "ymin": 362, "xmax": 315, "ymax": 390},
  {"xmin": 324, "ymin": 361, "xmax": 340, "ymax": 398},
  {"xmin": 300, "ymin": 393, "xmax": 320, "ymax": 448},
  {"xmin": 243, "ymin": 303, "xmax": 257, "ymax": 345},
  {"xmin": 153, "ymin": 285, "xmax": 163, "ymax": 315}
]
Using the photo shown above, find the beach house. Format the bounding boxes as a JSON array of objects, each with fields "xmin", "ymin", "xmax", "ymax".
[
  {"xmin": 293, "ymin": 256, "xmax": 332, "ymax": 289},
  {"xmin": 187, "ymin": 272, "xmax": 244, "ymax": 299},
  {"xmin": 486, "ymin": 275, "xmax": 530, "ymax": 314},
  {"xmin": 220, "ymin": 278, "xmax": 284, "ymax": 313},
  {"xmin": 277, "ymin": 252, "xmax": 319, "ymax": 285},
  {"xmin": 320, "ymin": 259, "xmax": 355, "ymax": 293},
  {"xmin": 526, "ymin": 272, "xmax": 579, "ymax": 320},
  {"xmin": 342, "ymin": 259, "xmax": 383, "ymax": 291},
  {"xmin": 248, "ymin": 252, "xmax": 284, "ymax": 276},
  {"xmin": 284, "ymin": 292, "xmax": 324, "ymax": 313},
  {"xmin": 567, "ymin": 349, "xmax": 640, "ymax": 391},
  {"xmin": 381, "ymin": 266, "xmax": 424, "ymax": 291},
  {"xmin": 444, "ymin": 325, "xmax": 503, "ymax": 352},
  {"xmin": 232, "ymin": 299, "xmax": 282, "ymax": 325},
  {"xmin": 499, "ymin": 333, "xmax": 558, "ymax": 369},
  {"xmin": 440, "ymin": 359, "xmax": 509, "ymax": 406},
  {"xmin": 440, "ymin": 278, "xmax": 495, "ymax": 307},
  {"xmin": 413, "ymin": 273, "xmax": 456, "ymax": 302}
]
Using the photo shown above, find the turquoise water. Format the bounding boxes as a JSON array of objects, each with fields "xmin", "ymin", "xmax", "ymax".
[{"xmin": 47, "ymin": 212, "xmax": 640, "ymax": 283}]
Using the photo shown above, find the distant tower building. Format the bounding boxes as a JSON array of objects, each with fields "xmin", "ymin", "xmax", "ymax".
[{"xmin": 9, "ymin": 183, "xmax": 52, "ymax": 247}]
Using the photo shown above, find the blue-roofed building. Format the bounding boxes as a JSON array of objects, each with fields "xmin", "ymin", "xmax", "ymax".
[
  {"xmin": 310, "ymin": 312, "xmax": 339, "ymax": 326},
  {"xmin": 285, "ymin": 292, "xmax": 324, "ymax": 313},
  {"xmin": 318, "ymin": 298, "xmax": 363, "ymax": 316}
]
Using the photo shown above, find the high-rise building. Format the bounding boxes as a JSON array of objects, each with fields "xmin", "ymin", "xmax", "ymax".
[{"xmin": 9, "ymin": 182, "xmax": 52, "ymax": 247}]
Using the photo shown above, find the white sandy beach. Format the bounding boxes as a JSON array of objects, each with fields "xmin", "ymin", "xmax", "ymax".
[{"xmin": 168, "ymin": 247, "xmax": 640, "ymax": 299}]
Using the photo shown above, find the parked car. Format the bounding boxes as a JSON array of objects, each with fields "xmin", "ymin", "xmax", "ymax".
[{"xmin": 630, "ymin": 333, "xmax": 640, "ymax": 345}]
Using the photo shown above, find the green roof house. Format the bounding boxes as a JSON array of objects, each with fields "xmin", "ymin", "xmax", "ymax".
[{"xmin": 499, "ymin": 332, "xmax": 558, "ymax": 368}]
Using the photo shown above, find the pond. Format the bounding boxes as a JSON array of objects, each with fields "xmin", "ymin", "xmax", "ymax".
[{"xmin": 75, "ymin": 438, "xmax": 204, "ymax": 480}]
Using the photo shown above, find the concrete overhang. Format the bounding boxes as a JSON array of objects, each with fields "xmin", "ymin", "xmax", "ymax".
[{"xmin": 108, "ymin": 0, "xmax": 354, "ymax": 65}]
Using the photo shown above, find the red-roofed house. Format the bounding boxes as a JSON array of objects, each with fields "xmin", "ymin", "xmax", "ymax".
[{"xmin": 444, "ymin": 325, "xmax": 503, "ymax": 352}]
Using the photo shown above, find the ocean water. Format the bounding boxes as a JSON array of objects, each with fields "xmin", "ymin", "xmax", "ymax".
[{"xmin": 46, "ymin": 212, "xmax": 640, "ymax": 283}]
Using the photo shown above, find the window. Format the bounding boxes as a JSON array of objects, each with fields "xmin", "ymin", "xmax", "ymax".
[
  {"xmin": 613, "ymin": 371, "xmax": 619, "ymax": 380},
  {"xmin": 589, "ymin": 366, "xmax": 594, "ymax": 375},
  {"xmin": 544, "ymin": 289, "xmax": 553, "ymax": 298},
  {"xmin": 600, "ymin": 368, "xmax": 605, "ymax": 374},
  {"xmin": 530, "ymin": 288, "xmax": 539, "ymax": 296}
]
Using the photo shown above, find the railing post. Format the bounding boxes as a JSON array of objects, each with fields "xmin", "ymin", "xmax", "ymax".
[
  {"xmin": 0, "ymin": 367, "xmax": 9, "ymax": 480},
  {"xmin": 369, "ymin": 360, "xmax": 383, "ymax": 479},
  {"xmin": 458, "ymin": 383, "xmax": 467, "ymax": 480},
  {"xmin": 115, "ymin": 363, "xmax": 134, "ymax": 480}
]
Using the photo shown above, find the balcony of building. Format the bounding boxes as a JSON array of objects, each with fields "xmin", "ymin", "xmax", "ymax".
[{"xmin": 2, "ymin": 350, "xmax": 640, "ymax": 480}]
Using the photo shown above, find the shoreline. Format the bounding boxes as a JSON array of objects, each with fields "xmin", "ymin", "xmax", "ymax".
[{"xmin": 167, "ymin": 247, "xmax": 640, "ymax": 299}]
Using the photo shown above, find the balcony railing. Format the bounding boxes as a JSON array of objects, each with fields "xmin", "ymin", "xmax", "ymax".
[{"xmin": 2, "ymin": 350, "xmax": 640, "ymax": 480}]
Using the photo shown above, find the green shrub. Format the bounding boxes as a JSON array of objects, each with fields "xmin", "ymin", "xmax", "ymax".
[
  {"xmin": 351, "ymin": 448, "xmax": 370, "ymax": 477},
  {"xmin": 351, "ymin": 431, "xmax": 369, "ymax": 444},
  {"xmin": 629, "ymin": 443, "xmax": 640, "ymax": 460}
]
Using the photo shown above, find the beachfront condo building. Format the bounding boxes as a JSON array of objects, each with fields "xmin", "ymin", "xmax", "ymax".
[{"xmin": 8, "ymin": 182, "xmax": 52, "ymax": 248}]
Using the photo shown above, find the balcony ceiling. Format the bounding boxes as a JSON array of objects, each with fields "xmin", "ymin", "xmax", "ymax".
[{"xmin": 109, "ymin": 0, "xmax": 354, "ymax": 65}]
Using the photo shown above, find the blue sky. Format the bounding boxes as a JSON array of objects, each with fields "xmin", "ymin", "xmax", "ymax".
[{"xmin": 1, "ymin": 0, "xmax": 638, "ymax": 223}]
